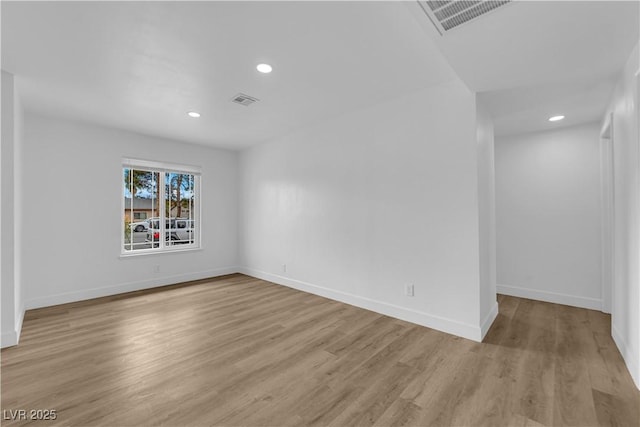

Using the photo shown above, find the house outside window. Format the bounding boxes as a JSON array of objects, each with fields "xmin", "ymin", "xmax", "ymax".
[{"xmin": 133, "ymin": 211, "xmax": 148, "ymax": 220}]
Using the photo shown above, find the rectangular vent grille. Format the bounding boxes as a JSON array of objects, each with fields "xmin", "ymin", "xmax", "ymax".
[
  {"xmin": 231, "ymin": 93, "xmax": 259, "ymax": 106},
  {"xmin": 418, "ymin": 1, "xmax": 511, "ymax": 34}
]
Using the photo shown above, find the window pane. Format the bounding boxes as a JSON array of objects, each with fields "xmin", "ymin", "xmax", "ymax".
[
  {"xmin": 189, "ymin": 174, "xmax": 195, "ymax": 244},
  {"xmin": 165, "ymin": 172, "xmax": 196, "ymax": 247},
  {"xmin": 123, "ymin": 169, "xmax": 158, "ymax": 252}
]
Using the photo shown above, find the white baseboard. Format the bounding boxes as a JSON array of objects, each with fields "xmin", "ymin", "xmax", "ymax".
[
  {"xmin": 239, "ymin": 267, "xmax": 484, "ymax": 342},
  {"xmin": 496, "ymin": 284, "xmax": 602, "ymax": 311},
  {"xmin": 480, "ymin": 301, "xmax": 499, "ymax": 340},
  {"xmin": 612, "ymin": 325, "xmax": 640, "ymax": 390},
  {"xmin": 15, "ymin": 303, "xmax": 25, "ymax": 342},
  {"xmin": 24, "ymin": 266, "xmax": 239, "ymax": 310},
  {"xmin": 1, "ymin": 304, "xmax": 25, "ymax": 348},
  {"xmin": 1, "ymin": 330, "xmax": 18, "ymax": 348}
]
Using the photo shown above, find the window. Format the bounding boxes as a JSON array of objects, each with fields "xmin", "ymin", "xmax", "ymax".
[{"xmin": 122, "ymin": 159, "xmax": 200, "ymax": 254}]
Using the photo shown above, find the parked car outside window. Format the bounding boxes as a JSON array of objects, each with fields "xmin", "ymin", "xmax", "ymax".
[
  {"xmin": 130, "ymin": 220, "xmax": 149, "ymax": 232},
  {"xmin": 146, "ymin": 218, "xmax": 194, "ymax": 246}
]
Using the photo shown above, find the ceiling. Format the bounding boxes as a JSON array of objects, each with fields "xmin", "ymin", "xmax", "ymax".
[
  {"xmin": 2, "ymin": 1, "xmax": 639, "ymax": 146},
  {"xmin": 1, "ymin": 1, "xmax": 456, "ymax": 149},
  {"xmin": 409, "ymin": 0, "xmax": 639, "ymax": 136}
]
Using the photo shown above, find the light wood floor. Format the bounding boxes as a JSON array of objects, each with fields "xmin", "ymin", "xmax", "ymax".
[{"xmin": 1, "ymin": 274, "xmax": 638, "ymax": 426}]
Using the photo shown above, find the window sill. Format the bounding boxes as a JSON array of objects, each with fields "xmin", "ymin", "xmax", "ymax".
[{"xmin": 120, "ymin": 246, "xmax": 202, "ymax": 258}]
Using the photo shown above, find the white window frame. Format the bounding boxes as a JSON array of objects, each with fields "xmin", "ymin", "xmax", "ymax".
[{"xmin": 121, "ymin": 158, "xmax": 201, "ymax": 256}]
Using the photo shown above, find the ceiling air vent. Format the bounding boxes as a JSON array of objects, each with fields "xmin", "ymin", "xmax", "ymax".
[
  {"xmin": 418, "ymin": 1, "xmax": 512, "ymax": 34},
  {"xmin": 231, "ymin": 93, "xmax": 259, "ymax": 107}
]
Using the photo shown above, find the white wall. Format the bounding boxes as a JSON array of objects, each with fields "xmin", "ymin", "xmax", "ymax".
[
  {"xmin": 1, "ymin": 70, "xmax": 22, "ymax": 347},
  {"xmin": 19, "ymin": 114, "xmax": 239, "ymax": 311},
  {"xmin": 240, "ymin": 78, "xmax": 493, "ymax": 341},
  {"xmin": 495, "ymin": 123, "xmax": 603, "ymax": 310},
  {"xmin": 604, "ymin": 43, "xmax": 640, "ymax": 389},
  {"xmin": 14, "ymin": 74, "xmax": 24, "ymax": 343},
  {"xmin": 476, "ymin": 102, "xmax": 498, "ymax": 334}
]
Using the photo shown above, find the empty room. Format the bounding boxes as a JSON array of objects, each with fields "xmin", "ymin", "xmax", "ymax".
[{"xmin": 1, "ymin": 1, "xmax": 639, "ymax": 426}]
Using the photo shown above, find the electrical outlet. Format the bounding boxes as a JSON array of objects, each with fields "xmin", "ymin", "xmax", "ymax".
[
  {"xmin": 282, "ymin": 264, "xmax": 287, "ymax": 273},
  {"xmin": 404, "ymin": 284, "xmax": 414, "ymax": 297},
  {"xmin": 153, "ymin": 265, "xmax": 160, "ymax": 273}
]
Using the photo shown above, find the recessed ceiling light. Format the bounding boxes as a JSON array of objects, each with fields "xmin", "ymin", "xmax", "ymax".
[
  {"xmin": 256, "ymin": 63, "xmax": 273, "ymax": 74},
  {"xmin": 549, "ymin": 115, "xmax": 565, "ymax": 122},
  {"xmin": 187, "ymin": 111, "xmax": 201, "ymax": 118}
]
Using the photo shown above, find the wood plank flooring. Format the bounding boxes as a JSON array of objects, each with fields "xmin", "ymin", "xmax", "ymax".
[{"xmin": 1, "ymin": 274, "xmax": 638, "ymax": 426}]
